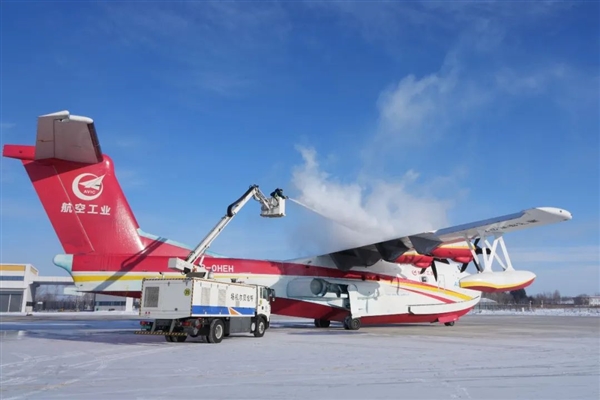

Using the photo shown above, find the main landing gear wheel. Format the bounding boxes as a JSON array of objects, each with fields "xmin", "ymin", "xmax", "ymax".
[
  {"xmin": 343, "ymin": 316, "xmax": 361, "ymax": 330},
  {"xmin": 314, "ymin": 319, "xmax": 331, "ymax": 328},
  {"xmin": 444, "ymin": 321, "xmax": 455, "ymax": 326},
  {"xmin": 206, "ymin": 319, "xmax": 225, "ymax": 343}
]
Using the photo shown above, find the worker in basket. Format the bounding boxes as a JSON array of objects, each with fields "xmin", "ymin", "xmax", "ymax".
[{"xmin": 270, "ymin": 188, "xmax": 287, "ymax": 199}]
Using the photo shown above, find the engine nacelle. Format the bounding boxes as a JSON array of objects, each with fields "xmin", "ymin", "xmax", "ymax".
[
  {"xmin": 458, "ymin": 270, "xmax": 536, "ymax": 293},
  {"xmin": 394, "ymin": 247, "xmax": 475, "ymax": 268},
  {"xmin": 310, "ymin": 278, "xmax": 345, "ymax": 297}
]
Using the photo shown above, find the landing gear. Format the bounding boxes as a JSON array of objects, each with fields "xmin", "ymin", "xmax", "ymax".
[
  {"xmin": 343, "ymin": 316, "xmax": 361, "ymax": 330},
  {"xmin": 444, "ymin": 321, "xmax": 455, "ymax": 326},
  {"xmin": 314, "ymin": 319, "xmax": 331, "ymax": 328}
]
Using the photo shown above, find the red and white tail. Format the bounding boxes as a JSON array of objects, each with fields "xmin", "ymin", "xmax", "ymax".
[{"xmin": 3, "ymin": 111, "xmax": 184, "ymax": 257}]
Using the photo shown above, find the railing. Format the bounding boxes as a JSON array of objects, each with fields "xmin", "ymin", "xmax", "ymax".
[{"xmin": 33, "ymin": 300, "xmax": 96, "ymax": 312}]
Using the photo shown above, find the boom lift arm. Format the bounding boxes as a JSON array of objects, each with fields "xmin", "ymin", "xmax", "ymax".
[{"xmin": 168, "ymin": 185, "xmax": 288, "ymax": 275}]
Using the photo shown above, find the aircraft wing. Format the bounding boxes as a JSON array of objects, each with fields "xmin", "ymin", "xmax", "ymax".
[
  {"xmin": 34, "ymin": 110, "xmax": 103, "ymax": 164},
  {"xmin": 308, "ymin": 207, "xmax": 572, "ymax": 271}
]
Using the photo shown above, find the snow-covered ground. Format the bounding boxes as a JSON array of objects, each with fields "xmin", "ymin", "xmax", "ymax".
[
  {"xmin": 469, "ymin": 307, "xmax": 600, "ymax": 317},
  {"xmin": 0, "ymin": 310, "xmax": 139, "ymax": 317},
  {"xmin": 1, "ymin": 314, "xmax": 598, "ymax": 399},
  {"xmin": 4, "ymin": 307, "xmax": 598, "ymax": 318}
]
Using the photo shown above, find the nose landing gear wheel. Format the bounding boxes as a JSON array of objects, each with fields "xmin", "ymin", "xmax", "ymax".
[{"xmin": 343, "ymin": 316, "xmax": 361, "ymax": 330}]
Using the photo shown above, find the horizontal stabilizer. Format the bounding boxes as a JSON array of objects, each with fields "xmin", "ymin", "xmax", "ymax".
[{"xmin": 34, "ymin": 110, "xmax": 102, "ymax": 164}]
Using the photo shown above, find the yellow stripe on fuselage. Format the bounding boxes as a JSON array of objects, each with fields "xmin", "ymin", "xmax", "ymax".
[
  {"xmin": 72, "ymin": 272, "xmax": 474, "ymax": 301},
  {"xmin": 72, "ymin": 274, "xmax": 185, "ymax": 282},
  {"xmin": 400, "ymin": 281, "xmax": 473, "ymax": 301}
]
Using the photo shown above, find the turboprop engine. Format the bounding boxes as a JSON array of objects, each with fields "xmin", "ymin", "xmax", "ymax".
[
  {"xmin": 393, "ymin": 239, "xmax": 490, "ymax": 281},
  {"xmin": 458, "ymin": 270, "xmax": 536, "ymax": 293},
  {"xmin": 310, "ymin": 278, "xmax": 346, "ymax": 297}
]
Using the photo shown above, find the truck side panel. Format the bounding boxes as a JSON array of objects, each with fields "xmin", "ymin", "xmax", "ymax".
[
  {"xmin": 191, "ymin": 280, "xmax": 258, "ymax": 317},
  {"xmin": 141, "ymin": 279, "xmax": 193, "ymax": 319},
  {"xmin": 229, "ymin": 316, "xmax": 253, "ymax": 334}
]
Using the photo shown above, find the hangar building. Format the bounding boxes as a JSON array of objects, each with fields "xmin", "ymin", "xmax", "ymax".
[
  {"xmin": 0, "ymin": 263, "xmax": 37, "ymax": 312},
  {"xmin": 0, "ymin": 263, "xmax": 133, "ymax": 313}
]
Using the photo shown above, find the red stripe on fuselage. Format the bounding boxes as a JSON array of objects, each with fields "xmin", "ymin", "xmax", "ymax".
[
  {"xmin": 400, "ymin": 287, "xmax": 455, "ymax": 304},
  {"xmin": 359, "ymin": 306, "xmax": 472, "ymax": 325},
  {"xmin": 71, "ymin": 254, "xmax": 462, "ymax": 297},
  {"xmin": 71, "ymin": 255, "xmax": 394, "ymax": 280}
]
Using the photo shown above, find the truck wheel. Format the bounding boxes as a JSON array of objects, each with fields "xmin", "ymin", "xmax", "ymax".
[
  {"xmin": 254, "ymin": 317, "xmax": 266, "ymax": 338},
  {"xmin": 165, "ymin": 335, "xmax": 174, "ymax": 342},
  {"xmin": 207, "ymin": 319, "xmax": 224, "ymax": 344}
]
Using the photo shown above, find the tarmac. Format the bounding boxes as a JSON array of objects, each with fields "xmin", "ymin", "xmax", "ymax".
[{"xmin": 1, "ymin": 313, "xmax": 599, "ymax": 399}]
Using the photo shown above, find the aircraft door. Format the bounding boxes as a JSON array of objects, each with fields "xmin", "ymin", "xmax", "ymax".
[
  {"xmin": 437, "ymin": 274, "xmax": 446, "ymax": 290},
  {"xmin": 347, "ymin": 284, "xmax": 366, "ymax": 318}
]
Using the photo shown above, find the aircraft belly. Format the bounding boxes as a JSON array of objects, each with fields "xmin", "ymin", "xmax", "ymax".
[
  {"xmin": 408, "ymin": 297, "xmax": 480, "ymax": 315},
  {"xmin": 285, "ymin": 290, "xmax": 480, "ymax": 318}
]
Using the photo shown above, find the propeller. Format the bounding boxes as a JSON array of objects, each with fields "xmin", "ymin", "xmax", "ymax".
[
  {"xmin": 420, "ymin": 258, "xmax": 449, "ymax": 282},
  {"xmin": 417, "ymin": 238, "xmax": 491, "ymax": 281},
  {"xmin": 459, "ymin": 238, "xmax": 491, "ymax": 273}
]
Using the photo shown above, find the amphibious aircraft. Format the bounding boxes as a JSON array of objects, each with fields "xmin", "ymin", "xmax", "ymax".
[{"xmin": 3, "ymin": 111, "xmax": 572, "ymax": 330}]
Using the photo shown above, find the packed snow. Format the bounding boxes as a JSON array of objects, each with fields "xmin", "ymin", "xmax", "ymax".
[
  {"xmin": 1, "ymin": 314, "xmax": 598, "ymax": 399},
  {"xmin": 469, "ymin": 307, "xmax": 600, "ymax": 317}
]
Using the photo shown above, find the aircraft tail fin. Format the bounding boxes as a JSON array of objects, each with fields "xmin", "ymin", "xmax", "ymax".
[{"xmin": 3, "ymin": 111, "xmax": 148, "ymax": 255}]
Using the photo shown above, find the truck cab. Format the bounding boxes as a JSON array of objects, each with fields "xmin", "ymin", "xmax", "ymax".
[{"xmin": 258, "ymin": 286, "xmax": 275, "ymax": 321}]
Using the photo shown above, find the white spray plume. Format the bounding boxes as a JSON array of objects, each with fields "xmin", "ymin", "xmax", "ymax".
[
  {"xmin": 286, "ymin": 53, "xmax": 474, "ymax": 256},
  {"xmin": 289, "ymin": 146, "xmax": 456, "ymax": 254}
]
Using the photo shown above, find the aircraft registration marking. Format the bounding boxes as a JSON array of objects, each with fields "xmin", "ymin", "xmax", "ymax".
[{"xmin": 210, "ymin": 264, "xmax": 234, "ymax": 273}]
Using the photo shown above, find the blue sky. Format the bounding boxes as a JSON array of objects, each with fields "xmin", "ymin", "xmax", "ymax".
[{"xmin": 1, "ymin": 1, "xmax": 598, "ymax": 296}]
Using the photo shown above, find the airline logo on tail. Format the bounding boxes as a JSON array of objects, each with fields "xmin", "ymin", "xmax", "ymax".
[{"xmin": 72, "ymin": 173, "xmax": 105, "ymax": 201}]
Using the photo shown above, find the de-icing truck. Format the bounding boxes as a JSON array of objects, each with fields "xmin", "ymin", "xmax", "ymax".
[
  {"xmin": 134, "ymin": 184, "xmax": 286, "ymax": 343},
  {"xmin": 135, "ymin": 274, "xmax": 276, "ymax": 343}
]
